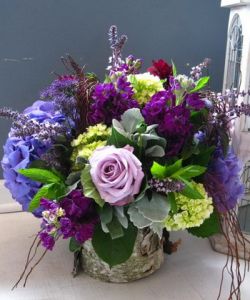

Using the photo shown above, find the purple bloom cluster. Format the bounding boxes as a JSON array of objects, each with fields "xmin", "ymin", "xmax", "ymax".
[
  {"xmin": 40, "ymin": 76, "xmax": 78, "ymax": 122},
  {"xmin": 204, "ymin": 147, "xmax": 244, "ymax": 212},
  {"xmin": 143, "ymin": 91, "xmax": 193, "ymax": 156},
  {"xmin": 39, "ymin": 190, "xmax": 99, "ymax": 250},
  {"xmin": 40, "ymin": 75, "xmax": 78, "ymax": 99},
  {"xmin": 88, "ymin": 76, "xmax": 139, "ymax": 125}
]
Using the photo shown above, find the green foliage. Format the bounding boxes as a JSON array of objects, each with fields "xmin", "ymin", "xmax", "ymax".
[
  {"xmin": 171, "ymin": 165, "xmax": 206, "ymax": 180},
  {"xmin": 69, "ymin": 237, "xmax": 82, "ymax": 252},
  {"xmin": 151, "ymin": 160, "xmax": 183, "ymax": 179},
  {"xmin": 190, "ymin": 76, "xmax": 210, "ymax": 93},
  {"xmin": 179, "ymin": 179, "xmax": 204, "ymax": 199},
  {"xmin": 106, "ymin": 216, "xmax": 124, "ymax": 240},
  {"xmin": 29, "ymin": 182, "xmax": 66, "ymax": 212},
  {"xmin": 187, "ymin": 211, "xmax": 220, "ymax": 238},
  {"xmin": 171, "ymin": 60, "xmax": 177, "ymax": 76},
  {"xmin": 81, "ymin": 164, "xmax": 104, "ymax": 207},
  {"xmin": 120, "ymin": 108, "xmax": 144, "ymax": 134},
  {"xmin": 189, "ymin": 146, "xmax": 216, "ymax": 167},
  {"xmin": 92, "ymin": 222, "xmax": 138, "ymax": 267},
  {"xmin": 108, "ymin": 109, "xmax": 166, "ymax": 160},
  {"xmin": 18, "ymin": 168, "xmax": 63, "ymax": 184},
  {"xmin": 168, "ymin": 192, "xmax": 177, "ymax": 213},
  {"xmin": 136, "ymin": 192, "xmax": 170, "ymax": 222}
]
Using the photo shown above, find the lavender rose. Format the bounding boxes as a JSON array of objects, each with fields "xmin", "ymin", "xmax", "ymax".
[{"xmin": 89, "ymin": 145, "xmax": 144, "ymax": 206}]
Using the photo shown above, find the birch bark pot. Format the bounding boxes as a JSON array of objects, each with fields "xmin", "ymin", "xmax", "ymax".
[{"xmin": 82, "ymin": 229, "xmax": 165, "ymax": 282}]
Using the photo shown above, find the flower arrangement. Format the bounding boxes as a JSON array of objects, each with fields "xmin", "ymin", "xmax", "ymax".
[{"xmin": 1, "ymin": 26, "xmax": 250, "ymax": 299}]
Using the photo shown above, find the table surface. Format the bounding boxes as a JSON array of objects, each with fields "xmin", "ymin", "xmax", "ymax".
[{"xmin": 0, "ymin": 213, "xmax": 250, "ymax": 300}]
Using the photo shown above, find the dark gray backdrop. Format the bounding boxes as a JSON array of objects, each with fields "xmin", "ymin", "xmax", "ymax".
[{"xmin": 0, "ymin": 0, "xmax": 229, "ymax": 177}]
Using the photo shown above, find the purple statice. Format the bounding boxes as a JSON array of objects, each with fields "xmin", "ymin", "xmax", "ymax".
[
  {"xmin": 39, "ymin": 191, "xmax": 99, "ymax": 250},
  {"xmin": 88, "ymin": 76, "xmax": 139, "ymax": 126},
  {"xmin": 1, "ymin": 136, "xmax": 48, "ymax": 215},
  {"xmin": 143, "ymin": 91, "xmax": 192, "ymax": 156},
  {"xmin": 204, "ymin": 147, "xmax": 244, "ymax": 213}
]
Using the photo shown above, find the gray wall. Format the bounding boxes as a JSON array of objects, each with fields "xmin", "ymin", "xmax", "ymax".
[{"xmin": 0, "ymin": 0, "xmax": 229, "ymax": 177}]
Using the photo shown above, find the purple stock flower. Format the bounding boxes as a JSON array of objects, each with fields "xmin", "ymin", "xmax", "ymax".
[
  {"xmin": 38, "ymin": 190, "xmax": 99, "ymax": 250},
  {"xmin": 204, "ymin": 147, "xmax": 244, "ymax": 212},
  {"xmin": 143, "ymin": 91, "xmax": 192, "ymax": 156},
  {"xmin": 88, "ymin": 76, "xmax": 139, "ymax": 126},
  {"xmin": 39, "ymin": 232, "xmax": 55, "ymax": 251},
  {"xmin": 185, "ymin": 93, "xmax": 205, "ymax": 110}
]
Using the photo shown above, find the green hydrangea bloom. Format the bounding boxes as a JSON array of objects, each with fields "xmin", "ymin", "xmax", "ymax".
[
  {"xmin": 71, "ymin": 124, "xmax": 111, "ymax": 169},
  {"xmin": 165, "ymin": 183, "xmax": 213, "ymax": 231},
  {"xmin": 128, "ymin": 72, "xmax": 164, "ymax": 105}
]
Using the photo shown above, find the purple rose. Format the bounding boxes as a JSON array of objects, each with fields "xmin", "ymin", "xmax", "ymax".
[{"xmin": 89, "ymin": 145, "xmax": 144, "ymax": 206}]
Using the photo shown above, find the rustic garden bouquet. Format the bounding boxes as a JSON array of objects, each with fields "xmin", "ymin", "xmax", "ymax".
[{"xmin": 1, "ymin": 26, "xmax": 250, "ymax": 299}]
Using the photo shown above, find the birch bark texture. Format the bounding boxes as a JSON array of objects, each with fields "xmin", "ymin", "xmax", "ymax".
[{"xmin": 82, "ymin": 229, "xmax": 164, "ymax": 282}]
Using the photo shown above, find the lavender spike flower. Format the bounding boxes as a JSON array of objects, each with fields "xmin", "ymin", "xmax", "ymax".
[
  {"xmin": 108, "ymin": 25, "xmax": 128, "ymax": 70},
  {"xmin": 190, "ymin": 58, "xmax": 211, "ymax": 80},
  {"xmin": 148, "ymin": 178, "xmax": 185, "ymax": 194},
  {"xmin": 12, "ymin": 119, "xmax": 67, "ymax": 142},
  {"xmin": 108, "ymin": 25, "xmax": 118, "ymax": 49}
]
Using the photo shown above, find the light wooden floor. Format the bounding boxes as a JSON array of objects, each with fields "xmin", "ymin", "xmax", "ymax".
[{"xmin": 0, "ymin": 212, "xmax": 249, "ymax": 300}]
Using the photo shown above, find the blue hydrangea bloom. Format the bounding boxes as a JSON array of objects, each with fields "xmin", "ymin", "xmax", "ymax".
[
  {"xmin": 1, "ymin": 100, "xmax": 66, "ymax": 215},
  {"xmin": 204, "ymin": 147, "xmax": 245, "ymax": 212}
]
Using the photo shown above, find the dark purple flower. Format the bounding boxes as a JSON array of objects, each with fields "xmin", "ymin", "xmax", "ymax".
[
  {"xmin": 39, "ymin": 232, "xmax": 55, "ymax": 251},
  {"xmin": 88, "ymin": 76, "xmax": 139, "ymax": 126},
  {"xmin": 185, "ymin": 93, "xmax": 205, "ymax": 111},
  {"xmin": 38, "ymin": 190, "xmax": 99, "ymax": 250},
  {"xmin": 204, "ymin": 147, "xmax": 244, "ymax": 212},
  {"xmin": 143, "ymin": 91, "xmax": 192, "ymax": 156}
]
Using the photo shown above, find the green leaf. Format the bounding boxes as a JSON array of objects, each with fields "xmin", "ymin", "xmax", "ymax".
[
  {"xmin": 191, "ymin": 146, "xmax": 215, "ymax": 167},
  {"xmin": 136, "ymin": 192, "xmax": 170, "ymax": 222},
  {"xmin": 150, "ymin": 160, "xmax": 183, "ymax": 179},
  {"xmin": 65, "ymin": 171, "xmax": 82, "ymax": 185},
  {"xmin": 168, "ymin": 192, "xmax": 177, "ymax": 213},
  {"xmin": 106, "ymin": 216, "xmax": 124, "ymax": 240},
  {"xmin": 69, "ymin": 237, "xmax": 82, "ymax": 252},
  {"xmin": 28, "ymin": 182, "xmax": 66, "ymax": 212},
  {"xmin": 120, "ymin": 108, "xmax": 144, "ymax": 134},
  {"xmin": 128, "ymin": 205, "xmax": 152, "ymax": 228},
  {"xmin": 107, "ymin": 126, "xmax": 139, "ymax": 154},
  {"xmin": 100, "ymin": 204, "xmax": 113, "ymax": 224},
  {"xmin": 114, "ymin": 207, "xmax": 128, "ymax": 229},
  {"xmin": 171, "ymin": 60, "xmax": 177, "ymax": 76},
  {"xmin": 150, "ymin": 162, "xmax": 167, "ymax": 179},
  {"xmin": 179, "ymin": 178, "xmax": 204, "ymax": 199},
  {"xmin": 81, "ymin": 165, "xmax": 104, "ymax": 207},
  {"xmin": 187, "ymin": 211, "xmax": 220, "ymax": 238},
  {"xmin": 171, "ymin": 165, "xmax": 206, "ymax": 180},
  {"xmin": 164, "ymin": 159, "xmax": 183, "ymax": 177},
  {"xmin": 92, "ymin": 222, "xmax": 138, "ymax": 267},
  {"xmin": 18, "ymin": 168, "xmax": 62, "ymax": 184},
  {"xmin": 190, "ymin": 76, "xmax": 210, "ymax": 93}
]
